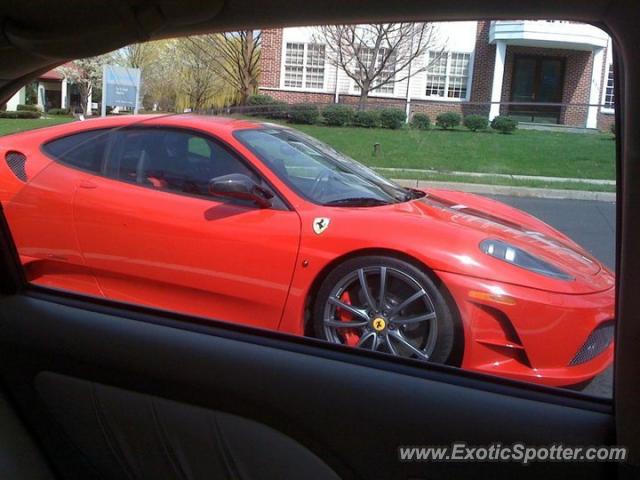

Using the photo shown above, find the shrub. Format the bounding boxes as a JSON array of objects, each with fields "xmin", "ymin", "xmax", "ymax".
[
  {"xmin": 246, "ymin": 94, "xmax": 278, "ymax": 116},
  {"xmin": 322, "ymin": 105, "xmax": 354, "ymax": 126},
  {"xmin": 379, "ymin": 107, "xmax": 406, "ymax": 129},
  {"xmin": 16, "ymin": 104, "xmax": 41, "ymax": 112},
  {"xmin": 435, "ymin": 112, "xmax": 462, "ymax": 130},
  {"xmin": 47, "ymin": 108, "xmax": 70, "ymax": 115},
  {"xmin": 353, "ymin": 110, "xmax": 380, "ymax": 128},
  {"xmin": 410, "ymin": 113, "xmax": 431, "ymax": 130},
  {"xmin": 463, "ymin": 114, "xmax": 489, "ymax": 132},
  {"xmin": 247, "ymin": 96, "xmax": 288, "ymax": 119},
  {"xmin": 247, "ymin": 94, "xmax": 276, "ymax": 106},
  {"xmin": 288, "ymin": 104, "xmax": 320, "ymax": 124},
  {"xmin": 0, "ymin": 110, "xmax": 41, "ymax": 119},
  {"xmin": 264, "ymin": 101, "xmax": 288, "ymax": 119},
  {"xmin": 610, "ymin": 123, "xmax": 616, "ymax": 136},
  {"xmin": 491, "ymin": 115, "xmax": 518, "ymax": 134}
]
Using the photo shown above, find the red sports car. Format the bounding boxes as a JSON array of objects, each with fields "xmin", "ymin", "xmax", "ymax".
[{"xmin": 0, "ymin": 115, "xmax": 614, "ymax": 387}]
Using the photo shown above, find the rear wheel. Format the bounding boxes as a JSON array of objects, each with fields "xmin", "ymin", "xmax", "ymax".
[{"xmin": 312, "ymin": 256, "xmax": 459, "ymax": 364}]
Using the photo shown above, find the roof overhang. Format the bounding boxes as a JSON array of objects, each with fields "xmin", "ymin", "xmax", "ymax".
[{"xmin": 489, "ymin": 20, "xmax": 609, "ymax": 51}]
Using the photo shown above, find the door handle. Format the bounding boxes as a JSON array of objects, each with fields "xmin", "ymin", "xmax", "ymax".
[{"xmin": 78, "ymin": 180, "xmax": 97, "ymax": 189}]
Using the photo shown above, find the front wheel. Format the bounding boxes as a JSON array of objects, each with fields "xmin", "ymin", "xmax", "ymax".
[{"xmin": 312, "ymin": 256, "xmax": 459, "ymax": 364}]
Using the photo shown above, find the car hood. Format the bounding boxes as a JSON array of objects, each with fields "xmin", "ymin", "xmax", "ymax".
[
  {"xmin": 356, "ymin": 188, "xmax": 614, "ymax": 294},
  {"xmin": 420, "ymin": 189, "xmax": 601, "ymax": 277}
]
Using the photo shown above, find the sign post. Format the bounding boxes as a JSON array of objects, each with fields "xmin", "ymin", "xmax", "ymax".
[{"xmin": 101, "ymin": 64, "xmax": 141, "ymax": 116}]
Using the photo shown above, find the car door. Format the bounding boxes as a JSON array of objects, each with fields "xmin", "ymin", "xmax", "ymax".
[
  {"xmin": 73, "ymin": 127, "xmax": 301, "ymax": 331},
  {"xmin": 3, "ymin": 129, "xmax": 109, "ymax": 297}
]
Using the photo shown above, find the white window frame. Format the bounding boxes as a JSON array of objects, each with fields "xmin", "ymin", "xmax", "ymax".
[
  {"xmin": 304, "ymin": 44, "xmax": 326, "ymax": 90},
  {"xmin": 422, "ymin": 50, "xmax": 474, "ymax": 102},
  {"xmin": 280, "ymin": 42, "xmax": 326, "ymax": 92},
  {"xmin": 600, "ymin": 61, "xmax": 615, "ymax": 114},
  {"xmin": 282, "ymin": 42, "xmax": 304, "ymax": 89}
]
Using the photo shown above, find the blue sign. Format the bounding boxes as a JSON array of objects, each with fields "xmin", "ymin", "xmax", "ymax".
[{"xmin": 102, "ymin": 65, "xmax": 141, "ymax": 112}]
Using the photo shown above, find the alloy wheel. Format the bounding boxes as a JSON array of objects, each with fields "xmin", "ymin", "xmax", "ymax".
[{"xmin": 322, "ymin": 266, "xmax": 438, "ymax": 360}]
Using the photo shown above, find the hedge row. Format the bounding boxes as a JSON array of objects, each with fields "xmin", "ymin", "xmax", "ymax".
[
  {"xmin": 16, "ymin": 104, "xmax": 42, "ymax": 112},
  {"xmin": 414, "ymin": 112, "xmax": 517, "ymax": 134},
  {"xmin": 0, "ymin": 110, "xmax": 41, "ymax": 119},
  {"xmin": 246, "ymin": 95, "xmax": 407, "ymax": 129},
  {"xmin": 245, "ymin": 95, "xmax": 519, "ymax": 133}
]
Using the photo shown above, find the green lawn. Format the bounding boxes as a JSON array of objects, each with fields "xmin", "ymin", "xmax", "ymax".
[
  {"xmin": 287, "ymin": 124, "xmax": 616, "ymax": 180},
  {"xmin": 0, "ymin": 117, "xmax": 74, "ymax": 136}
]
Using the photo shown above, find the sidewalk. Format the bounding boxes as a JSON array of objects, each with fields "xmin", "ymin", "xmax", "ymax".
[
  {"xmin": 376, "ymin": 167, "xmax": 615, "ymax": 186},
  {"xmin": 393, "ymin": 178, "xmax": 616, "ymax": 202}
]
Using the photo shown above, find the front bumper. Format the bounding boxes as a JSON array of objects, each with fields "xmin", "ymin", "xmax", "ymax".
[{"xmin": 437, "ymin": 270, "xmax": 615, "ymax": 387}]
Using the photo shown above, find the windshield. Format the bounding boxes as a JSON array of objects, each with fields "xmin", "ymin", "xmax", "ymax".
[{"xmin": 234, "ymin": 127, "xmax": 420, "ymax": 206}]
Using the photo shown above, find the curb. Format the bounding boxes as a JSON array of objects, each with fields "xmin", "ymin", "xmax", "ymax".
[
  {"xmin": 393, "ymin": 179, "xmax": 617, "ymax": 202},
  {"xmin": 376, "ymin": 167, "xmax": 615, "ymax": 186}
]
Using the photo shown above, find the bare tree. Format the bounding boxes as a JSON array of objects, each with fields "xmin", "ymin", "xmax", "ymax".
[
  {"xmin": 187, "ymin": 31, "xmax": 261, "ymax": 105},
  {"xmin": 316, "ymin": 23, "xmax": 444, "ymax": 109},
  {"xmin": 116, "ymin": 42, "xmax": 160, "ymax": 69},
  {"xmin": 173, "ymin": 38, "xmax": 224, "ymax": 111}
]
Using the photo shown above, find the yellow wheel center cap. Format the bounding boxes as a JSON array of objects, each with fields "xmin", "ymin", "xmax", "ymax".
[{"xmin": 372, "ymin": 317, "xmax": 387, "ymax": 332}]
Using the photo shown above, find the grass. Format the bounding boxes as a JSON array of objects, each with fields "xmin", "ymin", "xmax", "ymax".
[
  {"xmin": 286, "ymin": 124, "xmax": 616, "ymax": 180},
  {"xmin": 0, "ymin": 116, "xmax": 74, "ymax": 136}
]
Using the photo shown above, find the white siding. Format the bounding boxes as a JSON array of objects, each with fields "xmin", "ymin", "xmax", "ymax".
[
  {"xmin": 5, "ymin": 87, "xmax": 26, "ymax": 110},
  {"xmin": 278, "ymin": 22, "xmax": 479, "ymax": 101},
  {"xmin": 410, "ymin": 21, "xmax": 477, "ymax": 101}
]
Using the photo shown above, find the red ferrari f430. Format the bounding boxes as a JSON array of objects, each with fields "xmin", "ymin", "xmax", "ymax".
[{"xmin": 0, "ymin": 115, "xmax": 614, "ymax": 387}]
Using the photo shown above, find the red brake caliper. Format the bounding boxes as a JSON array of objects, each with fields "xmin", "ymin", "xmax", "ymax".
[{"xmin": 337, "ymin": 291, "xmax": 361, "ymax": 347}]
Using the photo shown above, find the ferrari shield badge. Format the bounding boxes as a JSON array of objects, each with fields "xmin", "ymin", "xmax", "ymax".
[{"xmin": 313, "ymin": 217, "xmax": 330, "ymax": 235}]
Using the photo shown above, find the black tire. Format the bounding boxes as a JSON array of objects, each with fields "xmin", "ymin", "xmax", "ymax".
[{"xmin": 312, "ymin": 255, "xmax": 459, "ymax": 365}]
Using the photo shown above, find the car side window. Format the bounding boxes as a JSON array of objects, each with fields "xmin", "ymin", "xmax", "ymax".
[
  {"xmin": 108, "ymin": 128, "xmax": 258, "ymax": 198},
  {"xmin": 42, "ymin": 129, "xmax": 109, "ymax": 173},
  {"xmin": 188, "ymin": 137, "xmax": 211, "ymax": 158}
]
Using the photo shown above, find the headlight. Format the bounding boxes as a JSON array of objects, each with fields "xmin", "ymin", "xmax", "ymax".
[{"xmin": 480, "ymin": 239, "xmax": 573, "ymax": 281}]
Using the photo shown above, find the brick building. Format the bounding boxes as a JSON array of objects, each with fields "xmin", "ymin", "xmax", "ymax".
[{"xmin": 258, "ymin": 21, "xmax": 615, "ymax": 131}]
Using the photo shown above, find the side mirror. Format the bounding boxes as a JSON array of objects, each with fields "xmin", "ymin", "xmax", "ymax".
[{"xmin": 209, "ymin": 173, "xmax": 273, "ymax": 208}]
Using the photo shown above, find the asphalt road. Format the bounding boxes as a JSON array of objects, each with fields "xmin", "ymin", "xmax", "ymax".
[{"xmin": 490, "ymin": 195, "xmax": 615, "ymax": 398}]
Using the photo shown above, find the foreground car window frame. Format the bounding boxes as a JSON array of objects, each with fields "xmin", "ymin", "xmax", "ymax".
[
  {"xmin": 0, "ymin": 30, "xmax": 624, "ymax": 418},
  {"xmin": 1, "ymin": 0, "xmax": 639, "ymax": 472}
]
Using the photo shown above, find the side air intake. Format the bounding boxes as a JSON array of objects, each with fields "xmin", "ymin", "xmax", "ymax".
[
  {"xmin": 569, "ymin": 321, "xmax": 614, "ymax": 366},
  {"xmin": 5, "ymin": 151, "xmax": 27, "ymax": 182}
]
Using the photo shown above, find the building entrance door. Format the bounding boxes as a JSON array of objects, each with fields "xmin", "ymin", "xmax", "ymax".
[{"xmin": 509, "ymin": 55, "xmax": 565, "ymax": 124}]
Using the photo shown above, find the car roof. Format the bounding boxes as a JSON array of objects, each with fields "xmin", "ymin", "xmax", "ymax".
[{"xmin": 2, "ymin": 114, "xmax": 267, "ymax": 143}]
